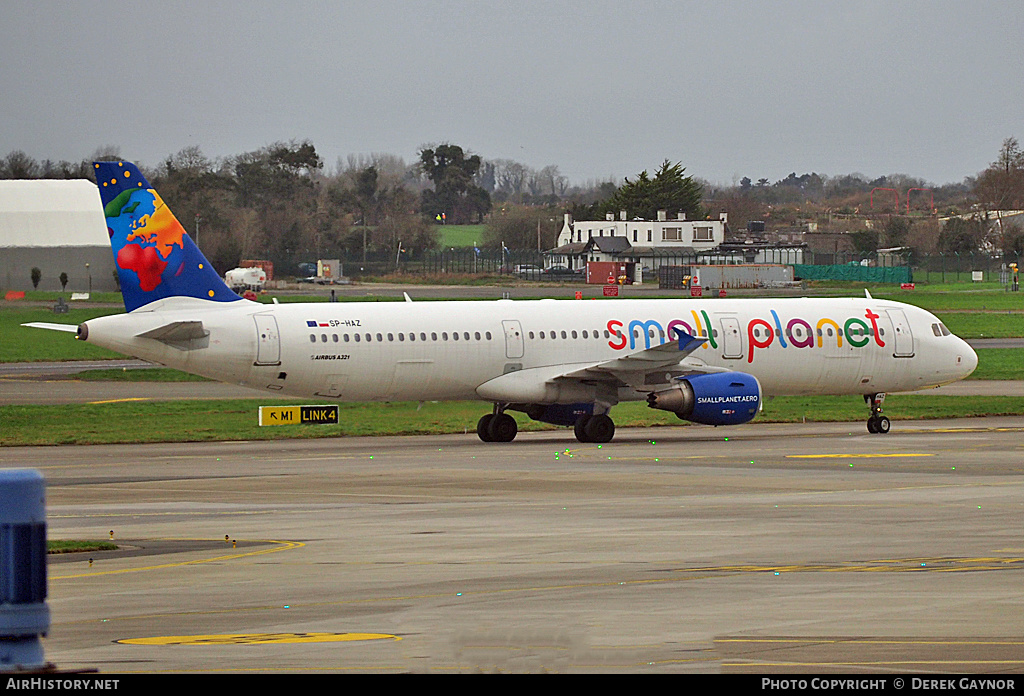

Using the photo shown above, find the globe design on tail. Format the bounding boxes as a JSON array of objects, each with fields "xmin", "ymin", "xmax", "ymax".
[{"xmin": 95, "ymin": 161, "xmax": 240, "ymax": 312}]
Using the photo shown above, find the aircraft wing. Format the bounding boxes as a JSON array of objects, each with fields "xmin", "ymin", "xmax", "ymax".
[
  {"xmin": 476, "ymin": 329, "xmax": 725, "ymax": 402},
  {"xmin": 556, "ymin": 329, "xmax": 727, "ymax": 389}
]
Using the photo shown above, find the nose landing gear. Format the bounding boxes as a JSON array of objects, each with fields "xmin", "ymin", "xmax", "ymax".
[{"xmin": 864, "ymin": 393, "xmax": 890, "ymax": 434}]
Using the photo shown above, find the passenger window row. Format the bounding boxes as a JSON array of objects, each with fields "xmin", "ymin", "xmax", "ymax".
[
  {"xmin": 310, "ymin": 331, "xmax": 493, "ymax": 344},
  {"xmin": 528, "ymin": 329, "xmax": 606, "ymax": 340},
  {"xmin": 526, "ymin": 328, "xmax": 713, "ymax": 341}
]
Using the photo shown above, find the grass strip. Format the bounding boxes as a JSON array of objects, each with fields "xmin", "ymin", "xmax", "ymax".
[
  {"xmin": 47, "ymin": 540, "xmax": 118, "ymax": 554},
  {"xmin": 3, "ymin": 395, "xmax": 1022, "ymax": 447},
  {"xmin": 0, "ymin": 306, "xmax": 122, "ymax": 362},
  {"xmin": 968, "ymin": 348, "xmax": 1024, "ymax": 380}
]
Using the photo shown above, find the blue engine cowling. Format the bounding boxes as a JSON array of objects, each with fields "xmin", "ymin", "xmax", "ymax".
[{"xmin": 646, "ymin": 372, "xmax": 761, "ymax": 426}]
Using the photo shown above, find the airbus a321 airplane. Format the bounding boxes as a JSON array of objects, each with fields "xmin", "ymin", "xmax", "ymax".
[{"xmin": 27, "ymin": 161, "xmax": 978, "ymax": 443}]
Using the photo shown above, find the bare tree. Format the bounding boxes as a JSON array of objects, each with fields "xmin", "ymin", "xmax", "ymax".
[
  {"xmin": 0, "ymin": 150, "xmax": 41, "ymax": 178},
  {"xmin": 975, "ymin": 137, "xmax": 1024, "ymax": 210}
]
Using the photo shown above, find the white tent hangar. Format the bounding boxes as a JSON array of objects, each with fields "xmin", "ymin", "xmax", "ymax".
[{"xmin": 0, "ymin": 180, "xmax": 115, "ymax": 292}]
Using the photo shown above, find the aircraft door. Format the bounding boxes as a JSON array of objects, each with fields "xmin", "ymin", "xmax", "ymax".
[
  {"xmin": 718, "ymin": 316, "xmax": 743, "ymax": 359},
  {"xmin": 253, "ymin": 314, "xmax": 281, "ymax": 366},
  {"xmin": 502, "ymin": 320, "xmax": 524, "ymax": 359},
  {"xmin": 886, "ymin": 309, "xmax": 914, "ymax": 357}
]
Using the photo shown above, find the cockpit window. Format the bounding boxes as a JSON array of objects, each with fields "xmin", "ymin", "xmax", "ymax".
[
  {"xmin": 932, "ymin": 323, "xmax": 942, "ymax": 337},
  {"xmin": 939, "ymin": 323, "xmax": 951, "ymax": 336}
]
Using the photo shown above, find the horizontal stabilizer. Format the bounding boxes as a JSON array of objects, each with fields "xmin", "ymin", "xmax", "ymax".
[
  {"xmin": 136, "ymin": 321, "xmax": 209, "ymax": 344},
  {"xmin": 21, "ymin": 322, "xmax": 79, "ymax": 333}
]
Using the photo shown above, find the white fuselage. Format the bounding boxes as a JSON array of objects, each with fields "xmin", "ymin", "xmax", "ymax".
[{"xmin": 80, "ymin": 296, "xmax": 977, "ymax": 405}]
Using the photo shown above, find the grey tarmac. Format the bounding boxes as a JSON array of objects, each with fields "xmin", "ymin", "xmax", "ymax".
[{"xmin": 3, "ymin": 417, "xmax": 1023, "ymax": 673}]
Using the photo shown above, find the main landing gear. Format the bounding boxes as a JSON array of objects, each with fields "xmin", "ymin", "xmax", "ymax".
[
  {"xmin": 475, "ymin": 405, "xmax": 618, "ymax": 443},
  {"xmin": 864, "ymin": 393, "xmax": 890, "ymax": 434},
  {"xmin": 477, "ymin": 407, "xmax": 518, "ymax": 442},
  {"xmin": 573, "ymin": 413, "xmax": 615, "ymax": 443}
]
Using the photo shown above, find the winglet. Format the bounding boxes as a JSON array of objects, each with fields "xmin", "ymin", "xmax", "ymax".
[
  {"xmin": 865, "ymin": 289, "xmax": 873, "ymax": 299},
  {"xmin": 671, "ymin": 326, "xmax": 708, "ymax": 353}
]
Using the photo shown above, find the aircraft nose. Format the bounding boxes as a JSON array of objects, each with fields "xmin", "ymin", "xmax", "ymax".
[{"xmin": 958, "ymin": 340, "xmax": 978, "ymax": 378}]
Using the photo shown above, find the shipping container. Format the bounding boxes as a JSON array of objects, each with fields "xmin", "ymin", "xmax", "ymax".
[
  {"xmin": 689, "ymin": 264, "xmax": 793, "ymax": 289},
  {"xmin": 586, "ymin": 261, "xmax": 633, "ymax": 285}
]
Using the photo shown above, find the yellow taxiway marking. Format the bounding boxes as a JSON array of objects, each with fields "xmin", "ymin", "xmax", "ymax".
[
  {"xmin": 786, "ymin": 453, "xmax": 934, "ymax": 459},
  {"xmin": 718, "ymin": 637, "xmax": 1024, "ymax": 646},
  {"xmin": 50, "ymin": 538, "xmax": 304, "ymax": 580},
  {"xmin": 673, "ymin": 557, "xmax": 1024, "ymax": 574},
  {"xmin": 86, "ymin": 397, "xmax": 150, "ymax": 405},
  {"xmin": 118, "ymin": 632, "xmax": 399, "ymax": 646}
]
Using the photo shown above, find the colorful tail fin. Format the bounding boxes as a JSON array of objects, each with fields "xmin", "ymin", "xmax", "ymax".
[{"xmin": 94, "ymin": 161, "xmax": 241, "ymax": 312}]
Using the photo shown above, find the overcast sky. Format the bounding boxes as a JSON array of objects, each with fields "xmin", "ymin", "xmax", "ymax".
[{"xmin": 1, "ymin": 1, "xmax": 1021, "ymax": 187}]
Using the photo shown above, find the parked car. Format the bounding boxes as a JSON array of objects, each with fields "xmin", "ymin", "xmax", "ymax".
[
  {"xmin": 542, "ymin": 265, "xmax": 581, "ymax": 278},
  {"xmin": 514, "ymin": 264, "xmax": 542, "ymax": 279}
]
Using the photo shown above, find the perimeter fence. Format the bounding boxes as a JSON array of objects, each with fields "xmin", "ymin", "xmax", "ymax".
[{"xmin": 314, "ymin": 248, "xmax": 1023, "ymax": 285}]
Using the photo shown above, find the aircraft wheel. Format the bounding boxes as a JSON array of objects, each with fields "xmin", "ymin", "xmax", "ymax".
[
  {"xmin": 874, "ymin": 416, "xmax": 890, "ymax": 434},
  {"xmin": 488, "ymin": 413, "xmax": 518, "ymax": 442},
  {"xmin": 583, "ymin": 414, "xmax": 615, "ymax": 443},
  {"xmin": 867, "ymin": 417, "xmax": 878, "ymax": 434},
  {"xmin": 477, "ymin": 414, "xmax": 495, "ymax": 442},
  {"xmin": 573, "ymin": 415, "xmax": 592, "ymax": 442}
]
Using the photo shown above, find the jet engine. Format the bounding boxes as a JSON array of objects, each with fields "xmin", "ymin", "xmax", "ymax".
[{"xmin": 646, "ymin": 372, "xmax": 761, "ymax": 426}]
